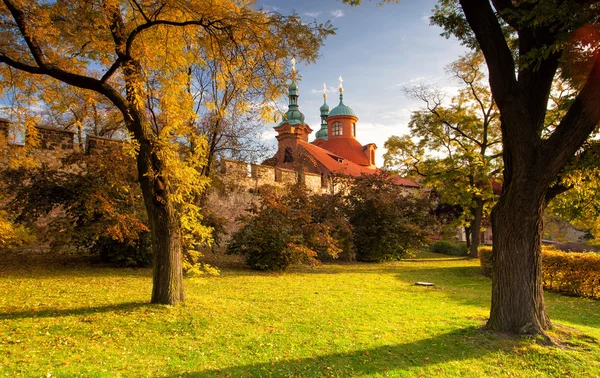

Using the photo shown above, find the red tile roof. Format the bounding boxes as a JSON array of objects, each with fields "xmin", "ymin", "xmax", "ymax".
[
  {"xmin": 319, "ymin": 137, "xmax": 371, "ymax": 166},
  {"xmin": 298, "ymin": 141, "xmax": 420, "ymax": 188}
]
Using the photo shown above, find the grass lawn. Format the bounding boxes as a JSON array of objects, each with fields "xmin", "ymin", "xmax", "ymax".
[{"xmin": 1, "ymin": 251, "xmax": 599, "ymax": 377}]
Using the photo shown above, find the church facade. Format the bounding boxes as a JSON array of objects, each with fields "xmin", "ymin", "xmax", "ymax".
[{"xmin": 264, "ymin": 78, "xmax": 420, "ymax": 189}]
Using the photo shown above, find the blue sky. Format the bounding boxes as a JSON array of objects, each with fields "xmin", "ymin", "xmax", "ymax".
[{"xmin": 257, "ymin": 0, "xmax": 468, "ymax": 166}]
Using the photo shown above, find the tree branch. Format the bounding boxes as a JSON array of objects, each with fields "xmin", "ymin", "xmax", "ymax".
[
  {"xmin": 458, "ymin": 0, "xmax": 518, "ymax": 112},
  {"xmin": 544, "ymin": 53, "xmax": 600, "ymax": 174}
]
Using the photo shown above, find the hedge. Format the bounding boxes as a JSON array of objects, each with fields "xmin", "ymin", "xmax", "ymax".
[
  {"xmin": 429, "ymin": 240, "xmax": 468, "ymax": 256},
  {"xmin": 479, "ymin": 246, "xmax": 600, "ymax": 299}
]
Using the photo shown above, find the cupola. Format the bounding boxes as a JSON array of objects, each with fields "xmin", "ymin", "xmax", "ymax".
[{"xmin": 315, "ymin": 83, "xmax": 329, "ymax": 141}]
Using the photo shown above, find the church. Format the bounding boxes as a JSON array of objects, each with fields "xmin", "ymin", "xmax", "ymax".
[{"xmin": 264, "ymin": 76, "xmax": 420, "ymax": 189}]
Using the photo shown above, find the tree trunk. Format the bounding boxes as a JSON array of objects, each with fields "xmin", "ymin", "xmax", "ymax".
[
  {"xmin": 464, "ymin": 227, "xmax": 471, "ymax": 249},
  {"xmin": 469, "ymin": 198, "xmax": 484, "ymax": 258},
  {"xmin": 137, "ymin": 139, "xmax": 185, "ymax": 305},
  {"xmin": 486, "ymin": 186, "xmax": 550, "ymax": 334}
]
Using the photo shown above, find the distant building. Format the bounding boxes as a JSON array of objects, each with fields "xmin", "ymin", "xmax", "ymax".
[{"xmin": 264, "ymin": 77, "xmax": 420, "ymax": 189}]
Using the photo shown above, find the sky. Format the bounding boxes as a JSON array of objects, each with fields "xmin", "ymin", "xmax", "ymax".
[{"xmin": 256, "ymin": 0, "xmax": 468, "ymax": 166}]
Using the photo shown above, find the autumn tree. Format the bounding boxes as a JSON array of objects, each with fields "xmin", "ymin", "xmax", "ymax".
[
  {"xmin": 347, "ymin": 0, "xmax": 600, "ymax": 336},
  {"xmin": 384, "ymin": 52, "xmax": 501, "ymax": 258},
  {"xmin": 190, "ymin": 54, "xmax": 279, "ymax": 177},
  {"xmin": 431, "ymin": 0, "xmax": 600, "ymax": 336},
  {"xmin": 0, "ymin": 0, "xmax": 332, "ymax": 304}
]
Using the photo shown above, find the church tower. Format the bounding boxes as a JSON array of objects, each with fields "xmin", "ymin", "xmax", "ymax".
[
  {"xmin": 315, "ymin": 83, "xmax": 329, "ymax": 141},
  {"xmin": 271, "ymin": 61, "xmax": 312, "ymax": 169},
  {"xmin": 315, "ymin": 76, "xmax": 376, "ymax": 168}
]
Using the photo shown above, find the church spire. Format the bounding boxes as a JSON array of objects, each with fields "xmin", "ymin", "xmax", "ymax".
[
  {"xmin": 278, "ymin": 57, "xmax": 304, "ymax": 126},
  {"xmin": 316, "ymin": 83, "xmax": 329, "ymax": 140}
]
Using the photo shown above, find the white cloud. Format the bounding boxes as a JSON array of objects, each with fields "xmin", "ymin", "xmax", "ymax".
[
  {"xmin": 310, "ymin": 85, "xmax": 338, "ymax": 95},
  {"xmin": 260, "ymin": 5, "xmax": 280, "ymax": 13},
  {"xmin": 356, "ymin": 121, "xmax": 412, "ymax": 167},
  {"xmin": 421, "ymin": 13, "xmax": 430, "ymax": 24},
  {"xmin": 304, "ymin": 11, "xmax": 321, "ymax": 18},
  {"xmin": 330, "ymin": 9, "xmax": 344, "ymax": 18},
  {"xmin": 396, "ymin": 76, "xmax": 440, "ymax": 87}
]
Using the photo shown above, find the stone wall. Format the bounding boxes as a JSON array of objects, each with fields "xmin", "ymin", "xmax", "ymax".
[
  {"xmin": 86, "ymin": 135, "xmax": 124, "ymax": 155},
  {"xmin": 219, "ymin": 159, "xmax": 328, "ymax": 194},
  {"xmin": 0, "ymin": 121, "xmax": 123, "ymax": 169},
  {"xmin": 36, "ymin": 126, "xmax": 75, "ymax": 151}
]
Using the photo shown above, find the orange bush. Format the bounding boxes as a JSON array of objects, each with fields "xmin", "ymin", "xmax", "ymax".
[{"xmin": 479, "ymin": 246, "xmax": 600, "ymax": 299}]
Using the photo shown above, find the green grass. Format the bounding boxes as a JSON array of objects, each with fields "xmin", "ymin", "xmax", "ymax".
[{"xmin": 1, "ymin": 251, "xmax": 599, "ymax": 377}]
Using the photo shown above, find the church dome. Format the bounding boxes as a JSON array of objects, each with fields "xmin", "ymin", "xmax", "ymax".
[
  {"xmin": 328, "ymin": 92, "xmax": 356, "ymax": 118},
  {"xmin": 284, "ymin": 109, "xmax": 305, "ymax": 123}
]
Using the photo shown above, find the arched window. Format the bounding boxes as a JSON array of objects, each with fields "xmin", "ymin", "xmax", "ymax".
[
  {"xmin": 352, "ymin": 123, "xmax": 356, "ymax": 136},
  {"xmin": 371, "ymin": 149, "xmax": 375, "ymax": 165},
  {"xmin": 332, "ymin": 121, "xmax": 343, "ymax": 136}
]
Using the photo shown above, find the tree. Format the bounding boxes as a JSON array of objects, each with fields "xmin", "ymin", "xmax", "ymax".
[
  {"xmin": 227, "ymin": 184, "xmax": 343, "ymax": 271},
  {"xmin": 345, "ymin": 0, "xmax": 600, "ymax": 336},
  {"xmin": 344, "ymin": 172, "xmax": 437, "ymax": 262},
  {"xmin": 384, "ymin": 52, "xmax": 501, "ymax": 258},
  {"xmin": 190, "ymin": 55, "xmax": 278, "ymax": 177},
  {"xmin": 0, "ymin": 0, "xmax": 333, "ymax": 304}
]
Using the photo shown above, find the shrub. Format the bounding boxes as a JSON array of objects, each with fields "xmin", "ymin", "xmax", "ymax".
[
  {"xmin": 0, "ymin": 212, "xmax": 35, "ymax": 249},
  {"xmin": 478, "ymin": 246, "xmax": 493, "ymax": 277},
  {"xmin": 479, "ymin": 246, "xmax": 600, "ymax": 299},
  {"xmin": 543, "ymin": 250, "xmax": 600, "ymax": 299},
  {"xmin": 95, "ymin": 232, "xmax": 152, "ymax": 267},
  {"xmin": 430, "ymin": 240, "xmax": 468, "ymax": 256},
  {"xmin": 227, "ymin": 185, "xmax": 342, "ymax": 271},
  {"xmin": 345, "ymin": 171, "xmax": 437, "ymax": 262},
  {"xmin": 310, "ymin": 192, "xmax": 355, "ymax": 261}
]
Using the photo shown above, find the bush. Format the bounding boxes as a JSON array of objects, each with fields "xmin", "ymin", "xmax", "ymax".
[
  {"xmin": 0, "ymin": 212, "xmax": 35, "ymax": 249},
  {"xmin": 479, "ymin": 246, "xmax": 600, "ymax": 299},
  {"xmin": 430, "ymin": 240, "xmax": 468, "ymax": 256},
  {"xmin": 345, "ymin": 172, "xmax": 437, "ymax": 262},
  {"xmin": 478, "ymin": 246, "xmax": 493, "ymax": 277},
  {"xmin": 95, "ymin": 232, "xmax": 152, "ymax": 267},
  {"xmin": 227, "ymin": 185, "xmax": 343, "ymax": 271},
  {"xmin": 543, "ymin": 249, "xmax": 600, "ymax": 299},
  {"xmin": 310, "ymin": 192, "xmax": 355, "ymax": 261}
]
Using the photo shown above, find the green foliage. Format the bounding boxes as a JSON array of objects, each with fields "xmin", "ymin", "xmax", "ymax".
[
  {"xmin": 384, "ymin": 52, "xmax": 501, "ymax": 252},
  {"xmin": 345, "ymin": 172, "xmax": 437, "ymax": 262},
  {"xmin": 430, "ymin": 240, "xmax": 468, "ymax": 256},
  {"xmin": 227, "ymin": 185, "xmax": 343, "ymax": 271},
  {"xmin": 479, "ymin": 246, "xmax": 600, "ymax": 299}
]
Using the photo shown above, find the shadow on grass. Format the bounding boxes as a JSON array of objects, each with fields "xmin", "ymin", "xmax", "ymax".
[
  {"xmin": 396, "ymin": 266, "xmax": 600, "ymax": 330},
  {"xmin": 168, "ymin": 326, "xmax": 504, "ymax": 377},
  {"xmin": 0, "ymin": 301, "xmax": 151, "ymax": 320}
]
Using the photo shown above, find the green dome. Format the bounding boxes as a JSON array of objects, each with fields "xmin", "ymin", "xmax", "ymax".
[
  {"xmin": 288, "ymin": 81, "xmax": 298, "ymax": 96},
  {"xmin": 277, "ymin": 79, "xmax": 304, "ymax": 126},
  {"xmin": 315, "ymin": 124, "xmax": 328, "ymax": 140},
  {"xmin": 283, "ymin": 109, "xmax": 305, "ymax": 123},
  {"xmin": 320, "ymin": 97, "xmax": 329, "ymax": 116},
  {"xmin": 328, "ymin": 93, "xmax": 355, "ymax": 117}
]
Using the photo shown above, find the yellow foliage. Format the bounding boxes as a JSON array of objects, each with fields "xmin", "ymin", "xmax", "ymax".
[
  {"xmin": 479, "ymin": 246, "xmax": 600, "ymax": 299},
  {"xmin": 0, "ymin": 212, "xmax": 34, "ymax": 248}
]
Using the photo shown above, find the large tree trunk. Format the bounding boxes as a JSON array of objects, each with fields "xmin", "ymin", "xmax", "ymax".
[
  {"xmin": 137, "ymin": 139, "xmax": 185, "ymax": 305},
  {"xmin": 469, "ymin": 198, "xmax": 484, "ymax": 258},
  {"xmin": 486, "ymin": 185, "xmax": 550, "ymax": 334}
]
